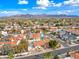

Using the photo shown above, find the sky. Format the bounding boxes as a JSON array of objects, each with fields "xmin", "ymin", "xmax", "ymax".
[{"xmin": 0, "ymin": 0, "xmax": 79, "ymax": 16}]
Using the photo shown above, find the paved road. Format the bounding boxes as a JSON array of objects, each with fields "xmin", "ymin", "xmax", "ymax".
[
  {"xmin": 13, "ymin": 44, "xmax": 79, "ymax": 59},
  {"xmin": 52, "ymin": 45, "xmax": 79, "ymax": 56},
  {"xmin": 15, "ymin": 54, "xmax": 44, "ymax": 59}
]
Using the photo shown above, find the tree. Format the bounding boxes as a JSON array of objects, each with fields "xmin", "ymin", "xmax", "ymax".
[
  {"xmin": 7, "ymin": 51, "xmax": 14, "ymax": 59},
  {"xmin": 11, "ymin": 29, "xmax": 16, "ymax": 33},
  {"xmin": 12, "ymin": 40, "xmax": 28, "ymax": 54},
  {"xmin": 0, "ymin": 33, "xmax": 2, "ymax": 38},
  {"xmin": 13, "ymin": 46, "xmax": 21, "ymax": 54},
  {"xmin": 53, "ymin": 55, "xmax": 60, "ymax": 59},
  {"xmin": 49, "ymin": 40, "xmax": 59, "ymax": 49},
  {"xmin": 44, "ymin": 52, "xmax": 52, "ymax": 59},
  {"xmin": 18, "ymin": 40, "xmax": 28, "ymax": 53},
  {"xmin": 51, "ymin": 32, "xmax": 57, "ymax": 36}
]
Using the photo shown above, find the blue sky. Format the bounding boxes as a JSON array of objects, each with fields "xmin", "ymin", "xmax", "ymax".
[{"xmin": 0, "ymin": 0, "xmax": 79, "ymax": 16}]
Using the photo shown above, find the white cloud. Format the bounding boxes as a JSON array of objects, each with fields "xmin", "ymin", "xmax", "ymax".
[
  {"xmin": 51, "ymin": 2, "xmax": 62, "ymax": 7},
  {"xmin": 57, "ymin": 11, "xmax": 67, "ymax": 15},
  {"xmin": 66, "ymin": 10, "xmax": 72, "ymax": 13},
  {"xmin": 57, "ymin": 10, "xmax": 72, "ymax": 15},
  {"xmin": 0, "ymin": 11, "xmax": 22, "ymax": 16},
  {"xmin": 36, "ymin": 0, "xmax": 79, "ymax": 8},
  {"xmin": 32, "ymin": 6, "xmax": 46, "ymax": 10},
  {"xmin": 21, "ymin": 9, "xmax": 27, "ymax": 11},
  {"xmin": 35, "ymin": 0, "xmax": 62, "ymax": 10},
  {"xmin": 18, "ymin": 0, "xmax": 28, "ymax": 4},
  {"xmin": 36, "ymin": 0, "xmax": 62, "ymax": 7},
  {"xmin": 37, "ymin": 0, "xmax": 50, "ymax": 7},
  {"xmin": 1, "ymin": 11, "xmax": 9, "ymax": 14},
  {"xmin": 64, "ymin": 0, "xmax": 79, "ymax": 6}
]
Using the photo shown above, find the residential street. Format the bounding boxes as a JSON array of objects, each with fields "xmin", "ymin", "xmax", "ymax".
[{"xmin": 12, "ymin": 44, "xmax": 79, "ymax": 59}]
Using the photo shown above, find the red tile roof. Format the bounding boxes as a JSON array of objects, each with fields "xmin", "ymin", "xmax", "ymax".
[
  {"xmin": 0, "ymin": 35, "xmax": 23, "ymax": 47},
  {"xmin": 34, "ymin": 41, "xmax": 44, "ymax": 47},
  {"xmin": 32, "ymin": 33, "xmax": 40, "ymax": 39},
  {"xmin": 0, "ymin": 34, "xmax": 25, "ymax": 48},
  {"xmin": 33, "ymin": 39, "xmax": 49, "ymax": 47},
  {"xmin": 0, "ymin": 41, "xmax": 17, "ymax": 46},
  {"xmin": 49, "ymin": 26, "xmax": 58, "ymax": 31},
  {"xmin": 71, "ymin": 52, "xmax": 79, "ymax": 59},
  {"xmin": 66, "ymin": 29, "xmax": 79, "ymax": 35}
]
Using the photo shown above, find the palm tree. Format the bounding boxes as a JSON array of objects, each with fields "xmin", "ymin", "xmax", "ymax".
[{"xmin": 49, "ymin": 40, "xmax": 59, "ymax": 49}]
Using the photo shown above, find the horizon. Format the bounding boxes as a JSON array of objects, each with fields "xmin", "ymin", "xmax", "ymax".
[{"xmin": 0, "ymin": 0, "xmax": 79, "ymax": 17}]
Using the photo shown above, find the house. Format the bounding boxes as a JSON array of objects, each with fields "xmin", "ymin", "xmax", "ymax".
[
  {"xmin": 28, "ymin": 31, "xmax": 49, "ymax": 51},
  {"xmin": 0, "ymin": 32, "xmax": 26, "ymax": 48},
  {"xmin": 32, "ymin": 33, "xmax": 40, "ymax": 40},
  {"xmin": 0, "ymin": 39, "xmax": 17, "ymax": 48},
  {"xmin": 71, "ymin": 52, "xmax": 79, "ymax": 59},
  {"xmin": 66, "ymin": 28, "xmax": 79, "ymax": 35},
  {"xmin": 49, "ymin": 26, "xmax": 58, "ymax": 32},
  {"xmin": 58, "ymin": 29, "xmax": 77, "ymax": 41},
  {"xmin": 1, "ymin": 31, "xmax": 8, "ymax": 37},
  {"xmin": 33, "ymin": 39, "xmax": 49, "ymax": 48},
  {"xmin": 31, "ymin": 30, "xmax": 45, "ymax": 40}
]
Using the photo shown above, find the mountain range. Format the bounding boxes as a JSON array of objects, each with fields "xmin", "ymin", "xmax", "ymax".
[{"xmin": 0, "ymin": 14, "xmax": 79, "ymax": 19}]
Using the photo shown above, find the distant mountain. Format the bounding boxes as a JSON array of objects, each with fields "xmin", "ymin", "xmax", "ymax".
[
  {"xmin": 0, "ymin": 14, "xmax": 79, "ymax": 19},
  {"xmin": 12, "ymin": 14, "xmax": 79, "ymax": 18}
]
